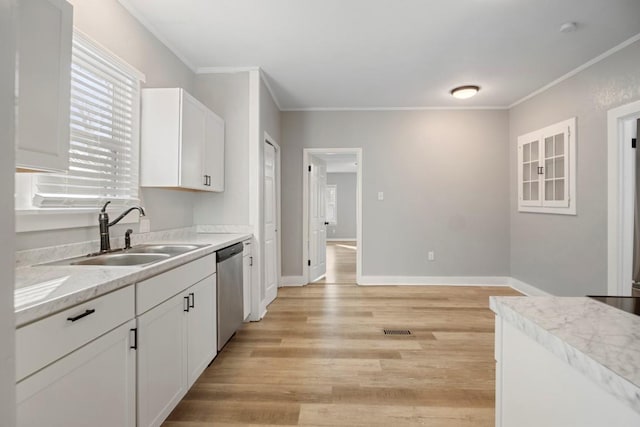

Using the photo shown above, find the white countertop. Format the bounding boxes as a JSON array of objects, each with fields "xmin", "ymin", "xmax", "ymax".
[
  {"xmin": 490, "ymin": 296, "xmax": 640, "ymax": 414},
  {"xmin": 15, "ymin": 233, "xmax": 251, "ymax": 327}
]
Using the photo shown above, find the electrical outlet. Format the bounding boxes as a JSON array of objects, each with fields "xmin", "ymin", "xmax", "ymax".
[
  {"xmin": 428, "ymin": 251, "xmax": 435, "ymax": 261},
  {"xmin": 378, "ymin": 191, "xmax": 384, "ymax": 201},
  {"xmin": 139, "ymin": 218, "xmax": 150, "ymax": 233}
]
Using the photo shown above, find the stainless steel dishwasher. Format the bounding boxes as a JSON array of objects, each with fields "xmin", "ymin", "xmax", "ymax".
[{"xmin": 216, "ymin": 243, "xmax": 244, "ymax": 351}]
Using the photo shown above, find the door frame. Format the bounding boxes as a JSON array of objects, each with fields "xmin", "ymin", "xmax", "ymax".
[
  {"xmin": 263, "ymin": 133, "xmax": 281, "ymax": 307},
  {"xmin": 302, "ymin": 148, "xmax": 362, "ymax": 285},
  {"xmin": 607, "ymin": 99, "xmax": 640, "ymax": 295}
]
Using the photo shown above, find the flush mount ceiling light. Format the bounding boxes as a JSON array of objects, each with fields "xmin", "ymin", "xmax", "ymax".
[{"xmin": 450, "ymin": 85, "xmax": 480, "ymax": 99}]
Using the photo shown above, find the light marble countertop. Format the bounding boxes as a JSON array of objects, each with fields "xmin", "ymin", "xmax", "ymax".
[
  {"xmin": 15, "ymin": 233, "xmax": 251, "ymax": 327},
  {"xmin": 490, "ymin": 296, "xmax": 640, "ymax": 414}
]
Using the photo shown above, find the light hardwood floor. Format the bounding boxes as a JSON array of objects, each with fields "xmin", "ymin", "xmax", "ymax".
[
  {"xmin": 315, "ymin": 241, "xmax": 357, "ymax": 284},
  {"xmin": 164, "ymin": 276, "xmax": 521, "ymax": 425}
]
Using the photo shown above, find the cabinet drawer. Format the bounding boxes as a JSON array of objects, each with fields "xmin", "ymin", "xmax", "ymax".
[
  {"xmin": 16, "ymin": 285, "xmax": 134, "ymax": 382},
  {"xmin": 136, "ymin": 253, "xmax": 216, "ymax": 315}
]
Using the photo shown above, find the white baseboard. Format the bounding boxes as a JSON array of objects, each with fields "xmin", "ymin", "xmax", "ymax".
[
  {"xmin": 508, "ymin": 277, "xmax": 552, "ymax": 296},
  {"xmin": 280, "ymin": 276, "xmax": 307, "ymax": 287},
  {"xmin": 358, "ymin": 276, "xmax": 511, "ymax": 286},
  {"xmin": 326, "ymin": 238, "xmax": 356, "ymax": 242}
]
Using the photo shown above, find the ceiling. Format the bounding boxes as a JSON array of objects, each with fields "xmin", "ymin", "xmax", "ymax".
[
  {"xmin": 119, "ymin": 0, "xmax": 640, "ymax": 110},
  {"xmin": 313, "ymin": 153, "xmax": 358, "ymax": 173}
]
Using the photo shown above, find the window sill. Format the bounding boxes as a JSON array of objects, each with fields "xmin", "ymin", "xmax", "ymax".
[
  {"xmin": 16, "ymin": 208, "xmax": 139, "ymax": 233},
  {"xmin": 518, "ymin": 205, "xmax": 576, "ymax": 216}
]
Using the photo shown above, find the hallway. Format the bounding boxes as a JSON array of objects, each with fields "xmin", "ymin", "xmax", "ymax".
[{"xmin": 315, "ymin": 241, "xmax": 357, "ymax": 284}]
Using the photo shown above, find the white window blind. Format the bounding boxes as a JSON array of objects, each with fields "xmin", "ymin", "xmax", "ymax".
[{"xmin": 32, "ymin": 31, "xmax": 143, "ymax": 208}]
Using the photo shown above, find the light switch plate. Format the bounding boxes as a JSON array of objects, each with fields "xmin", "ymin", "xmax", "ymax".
[
  {"xmin": 428, "ymin": 251, "xmax": 435, "ymax": 261},
  {"xmin": 378, "ymin": 192, "xmax": 384, "ymax": 201}
]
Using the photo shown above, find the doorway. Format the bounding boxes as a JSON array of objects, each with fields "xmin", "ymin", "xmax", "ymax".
[
  {"xmin": 303, "ymin": 148, "xmax": 362, "ymax": 285},
  {"xmin": 607, "ymin": 100, "xmax": 640, "ymax": 296},
  {"xmin": 263, "ymin": 136, "xmax": 281, "ymax": 306}
]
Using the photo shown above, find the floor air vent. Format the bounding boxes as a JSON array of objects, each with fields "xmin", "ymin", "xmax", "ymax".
[{"xmin": 383, "ymin": 329, "xmax": 412, "ymax": 335}]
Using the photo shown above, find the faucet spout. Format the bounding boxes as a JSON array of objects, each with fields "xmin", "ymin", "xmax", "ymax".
[{"xmin": 108, "ymin": 206, "xmax": 145, "ymax": 227}]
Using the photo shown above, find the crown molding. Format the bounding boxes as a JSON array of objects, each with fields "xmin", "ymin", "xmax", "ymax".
[
  {"xmin": 509, "ymin": 32, "xmax": 640, "ymax": 109},
  {"xmin": 282, "ymin": 105, "xmax": 509, "ymax": 112},
  {"xmin": 118, "ymin": 0, "xmax": 198, "ymax": 72},
  {"xmin": 196, "ymin": 66, "xmax": 259, "ymax": 74}
]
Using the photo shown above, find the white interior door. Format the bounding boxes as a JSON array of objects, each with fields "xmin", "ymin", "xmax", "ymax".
[
  {"xmin": 264, "ymin": 142, "xmax": 278, "ymax": 305},
  {"xmin": 309, "ymin": 156, "xmax": 327, "ymax": 282}
]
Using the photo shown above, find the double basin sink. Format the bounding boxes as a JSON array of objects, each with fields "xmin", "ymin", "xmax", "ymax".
[{"xmin": 47, "ymin": 244, "xmax": 208, "ymax": 267}]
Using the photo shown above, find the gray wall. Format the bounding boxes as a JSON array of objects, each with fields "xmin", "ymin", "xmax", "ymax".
[
  {"xmin": 281, "ymin": 110, "xmax": 510, "ymax": 278},
  {"xmin": 16, "ymin": 0, "xmax": 198, "ymax": 250},
  {"xmin": 509, "ymin": 39, "xmax": 640, "ymax": 296},
  {"xmin": 327, "ymin": 172, "xmax": 357, "ymax": 240},
  {"xmin": 193, "ymin": 72, "xmax": 251, "ymax": 225},
  {"xmin": 1, "ymin": 1, "xmax": 16, "ymax": 422}
]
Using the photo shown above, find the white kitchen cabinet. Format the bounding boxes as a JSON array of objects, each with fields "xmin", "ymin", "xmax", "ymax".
[
  {"xmin": 243, "ymin": 240, "xmax": 252, "ymax": 320},
  {"xmin": 495, "ymin": 317, "xmax": 640, "ymax": 427},
  {"xmin": 17, "ymin": 319, "xmax": 136, "ymax": 427},
  {"xmin": 140, "ymin": 88, "xmax": 225, "ymax": 192},
  {"xmin": 187, "ymin": 274, "xmax": 217, "ymax": 387},
  {"xmin": 137, "ymin": 291, "xmax": 188, "ymax": 427},
  {"xmin": 137, "ymin": 270, "xmax": 217, "ymax": 427},
  {"xmin": 15, "ymin": 0, "xmax": 72, "ymax": 172}
]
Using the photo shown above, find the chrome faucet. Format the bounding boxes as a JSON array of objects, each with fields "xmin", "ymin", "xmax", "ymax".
[{"xmin": 98, "ymin": 201, "xmax": 146, "ymax": 253}]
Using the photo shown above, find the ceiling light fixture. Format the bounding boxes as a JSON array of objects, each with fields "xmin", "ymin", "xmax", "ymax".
[{"xmin": 450, "ymin": 85, "xmax": 480, "ymax": 99}]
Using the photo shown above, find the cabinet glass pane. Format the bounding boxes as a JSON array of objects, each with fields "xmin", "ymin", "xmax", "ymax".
[
  {"xmin": 531, "ymin": 161, "xmax": 538, "ymax": 179},
  {"xmin": 545, "ymin": 159, "xmax": 554, "ymax": 179},
  {"xmin": 545, "ymin": 180, "xmax": 554, "ymax": 201},
  {"xmin": 555, "ymin": 179, "xmax": 565, "ymax": 200},
  {"xmin": 545, "ymin": 137, "xmax": 554, "ymax": 158},
  {"xmin": 555, "ymin": 133, "xmax": 564, "ymax": 155},
  {"xmin": 531, "ymin": 141, "xmax": 539, "ymax": 161},
  {"xmin": 523, "ymin": 144, "xmax": 530, "ymax": 162},
  {"xmin": 523, "ymin": 182, "xmax": 530, "ymax": 200},
  {"xmin": 523, "ymin": 163, "xmax": 530, "ymax": 181},
  {"xmin": 555, "ymin": 157, "xmax": 565, "ymax": 178},
  {"xmin": 531, "ymin": 182, "xmax": 539, "ymax": 200}
]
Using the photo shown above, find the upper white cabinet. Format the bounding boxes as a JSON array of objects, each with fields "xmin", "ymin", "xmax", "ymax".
[
  {"xmin": 140, "ymin": 88, "xmax": 225, "ymax": 192},
  {"xmin": 16, "ymin": 0, "xmax": 72, "ymax": 173}
]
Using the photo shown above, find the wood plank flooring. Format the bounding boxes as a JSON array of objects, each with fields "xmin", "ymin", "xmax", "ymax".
[
  {"xmin": 315, "ymin": 241, "xmax": 356, "ymax": 284},
  {"xmin": 163, "ymin": 283, "xmax": 521, "ymax": 426}
]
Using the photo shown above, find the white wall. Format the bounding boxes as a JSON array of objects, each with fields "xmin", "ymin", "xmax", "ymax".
[
  {"xmin": 509, "ymin": 39, "xmax": 640, "ymax": 296},
  {"xmin": 1, "ymin": 1, "xmax": 16, "ymax": 424},
  {"xmin": 16, "ymin": 0, "xmax": 198, "ymax": 250},
  {"xmin": 281, "ymin": 110, "xmax": 510, "ymax": 278},
  {"xmin": 327, "ymin": 172, "xmax": 357, "ymax": 240},
  {"xmin": 193, "ymin": 72, "xmax": 251, "ymax": 226}
]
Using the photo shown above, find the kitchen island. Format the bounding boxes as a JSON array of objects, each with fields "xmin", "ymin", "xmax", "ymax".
[{"xmin": 491, "ymin": 296, "xmax": 640, "ymax": 427}]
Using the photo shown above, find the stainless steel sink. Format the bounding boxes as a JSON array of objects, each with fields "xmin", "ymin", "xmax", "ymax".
[
  {"xmin": 43, "ymin": 243, "xmax": 208, "ymax": 267},
  {"xmin": 129, "ymin": 244, "xmax": 204, "ymax": 255},
  {"xmin": 70, "ymin": 253, "xmax": 170, "ymax": 266}
]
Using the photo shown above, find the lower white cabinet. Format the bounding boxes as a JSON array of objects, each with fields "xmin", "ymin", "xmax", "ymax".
[
  {"xmin": 137, "ymin": 273, "xmax": 217, "ymax": 427},
  {"xmin": 495, "ymin": 317, "xmax": 640, "ymax": 427},
  {"xmin": 243, "ymin": 240, "xmax": 252, "ymax": 320},
  {"xmin": 16, "ymin": 319, "xmax": 136, "ymax": 427}
]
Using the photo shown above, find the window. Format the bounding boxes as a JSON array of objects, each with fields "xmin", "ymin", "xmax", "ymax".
[
  {"xmin": 517, "ymin": 117, "xmax": 576, "ymax": 215},
  {"xmin": 325, "ymin": 185, "xmax": 337, "ymax": 225},
  {"xmin": 16, "ymin": 30, "xmax": 145, "ymax": 230}
]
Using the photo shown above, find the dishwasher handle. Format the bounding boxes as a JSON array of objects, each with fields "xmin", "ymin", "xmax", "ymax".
[{"xmin": 217, "ymin": 242, "xmax": 244, "ymax": 262}]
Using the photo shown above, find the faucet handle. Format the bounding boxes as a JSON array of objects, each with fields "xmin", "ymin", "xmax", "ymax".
[
  {"xmin": 124, "ymin": 229, "xmax": 133, "ymax": 250},
  {"xmin": 101, "ymin": 201, "xmax": 111, "ymax": 213}
]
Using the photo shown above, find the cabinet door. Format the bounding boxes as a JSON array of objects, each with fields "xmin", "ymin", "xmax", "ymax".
[
  {"xmin": 243, "ymin": 252, "xmax": 252, "ymax": 320},
  {"xmin": 16, "ymin": 0, "xmax": 72, "ymax": 172},
  {"xmin": 180, "ymin": 91, "xmax": 206, "ymax": 190},
  {"xmin": 187, "ymin": 274, "xmax": 217, "ymax": 387},
  {"xmin": 137, "ymin": 293, "xmax": 188, "ymax": 427},
  {"xmin": 16, "ymin": 320, "xmax": 136, "ymax": 427},
  {"xmin": 204, "ymin": 110, "xmax": 225, "ymax": 191}
]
